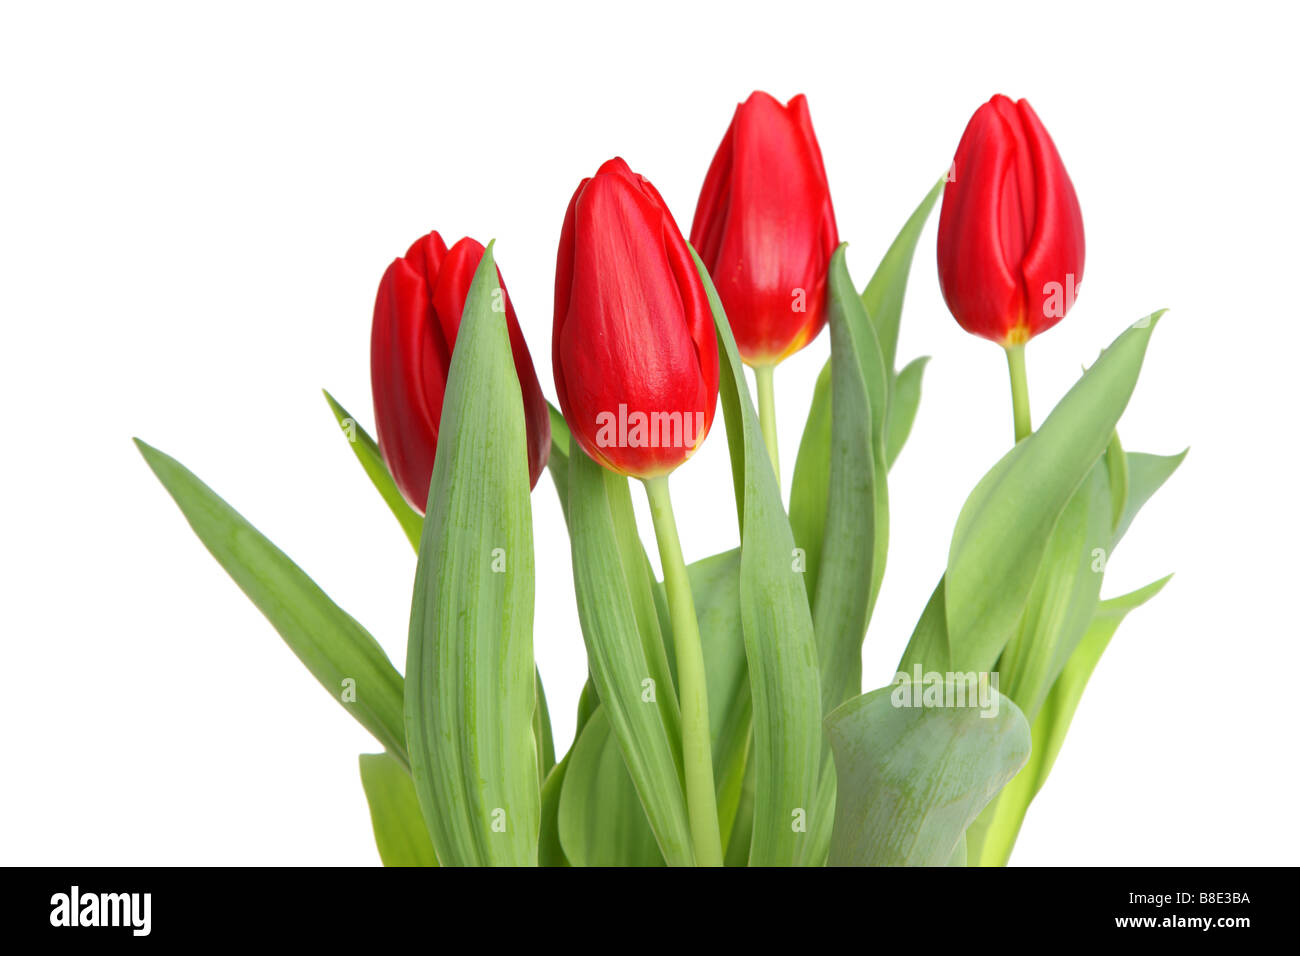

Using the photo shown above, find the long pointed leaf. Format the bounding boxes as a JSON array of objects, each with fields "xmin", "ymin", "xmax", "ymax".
[
  {"xmin": 359, "ymin": 752, "xmax": 438, "ymax": 867},
  {"xmin": 405, "ymin": 242, "xmax": 539, "ymax": 866},
  {"xmin": 945, "ymin": 313, "xmax": 1164, "ymax": 673},
  {"xmin": 136, "ymin": 439, "xmax": 407, "ymax": 762},
  {"xmin": 693, "ymin": 246, "xmax": 823, "ymax": 866}
]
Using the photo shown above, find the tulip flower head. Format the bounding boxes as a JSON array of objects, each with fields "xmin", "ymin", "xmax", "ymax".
[
  {"xmin": 690, "ymin": 91, "xmax": 839, "ymax": 367},
  {"xmin": 937, "ymin": 95, "xmax": 1086, "ymax": 345},
  {"xmin": 370, "ymin": 231, "xmax": 551, "ymax": 513},
  {"xmin": 553, "ymin": 158, "xmax": 719, "ymax": 479}
]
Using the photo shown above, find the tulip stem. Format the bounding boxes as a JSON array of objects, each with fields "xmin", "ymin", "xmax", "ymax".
[
  {"xmin": 642, "ymin": 475, "xmax": 723, "ymax": 867},
  {"xmin": 1004, "ymin": 344, "xmax": 1033, "ymax": 443},
  {"xmin": 753, "ymin": 364, "xmax": 780, "ymax": 489}
]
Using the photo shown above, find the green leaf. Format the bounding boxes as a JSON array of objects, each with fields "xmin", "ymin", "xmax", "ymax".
[
  {"xmin": 567, "ymin": 447, "xmax": 693, "ymax": 866},
  {"xmin": 897, "ymin": 577, "xmax": 950, "ymax": 674},
  {"xmin": 359, "ymin": 752, "xmax": 438, "ymax": 867},
  {"xmin": 534, "ymin": 669, "xmax": 556, "ymax": 781},
  {"xmin": 405, "ymin": 241, "xmax": 539, "ymax": 866},
  {"xmin": 558, "ymin": 705, "xmax": 666, "ymax": 866},
  {"xmin": 1113, "ymin": 449, "xmax": 1188, "ymax": 547},
  {"xmin": 813, "ymin": 245, "xmax": 890, "ymax": 713},
  {"xmin": 789, "ymin": 362, "xmax": 832, "ymax": 604},
  {"xmin": 825, "ymin": 680, "xmax": 1031, "ymax": 866},
  {"xmin": 789, "ymin": 179, "xmax": 943, "ymax": 605},
  {"xmin": 1104, "ymin": 431, "xmax": 1129, "ymax": 534},
  {"xmin": 546, "ymin": 401, "xmax": 571, "ymax": 522},
  {"xmin": 861, "ymin": 176, "xmax": 946, "ymax": 375},
  {"xmin": 538, "ymin": 678, "xmax": 598, "ymax": 868},
  {"xmin": 885, "ymin": 355, "xmax": 929, "ymax": 471},
  {"xmin": 965, "ymin": 575, "xmax": 1172, "ymax": 866},
  {"xmin": 693, "ymin": 246, "xmax": 823, "ymax": 866},
  {"xmin": 996, "ymin": 461, "xmax": 1111, "ymax": 723},
  {"xmin": 323, "ymin": 390, "xmax": 424, "ymax": 551},
  {"xmin": 945, "ymin": 313, "xmax": 1164, "ymax": 673},
  {"xmin": 135, "ymin": 439, "xmax": 407, "ymax": 763},
  {"xmin": 688, "ymin": 550, "xmax": 751, "ymax": 849}
]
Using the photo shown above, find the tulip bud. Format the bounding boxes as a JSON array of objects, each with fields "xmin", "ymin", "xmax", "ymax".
[
  {"xmin": 553, "ymin": 158, "xmax": 719, "ymax": 479},
  {"xmin": 937, "ymin": 95, "xmax": 1086, "ymax": 345},
  {"xmin": 370, "ymin": 231, "xmax": 551, "ymax": 513},
  {"xmin": 690, "ymin": 91, "xmax": 839, "ymax": 366}
]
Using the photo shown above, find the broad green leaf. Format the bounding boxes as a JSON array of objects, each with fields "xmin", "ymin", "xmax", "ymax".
[
  {"xmin": 693, "ymin": 246, "xmax": 823, "ymax": 866},
  {"xmin": 861, "ymin": 176, "xmax": 946, "ymax": 375},
  {"xmin": 558, "ymin": 705, "xmax": 666, "ymax": 867},
  {"xmin": 885, "ymin": 355, "xmax": 928, "ymax": 471},
  {"xmin": 359, "ymin": 752, "xmax": 438, "ymax": 867},
  {"xmin": 1113, "ymin": 449, "xmax": 1188, "ymax": 547},
  {"xmin": 405, "ymin": 242, "xmax": 539, "ymax": 866},
  {"xmin": 966, "ymin": 575, "xmax": 1171, "ymax": 866},
  {"xmin": 538, "ymin": 758, "xmax": 570, "ymax": 867},
  {"xmin": 813, "ymin": 245, "xmax": 889, "ymax": 713},
  {"xmin": 825, "ymin": 680, "xmax": 1030, "ymax": 866},
  {"xmin": 136, "ymin": 439, "xmax": 407, "ymax": 763},
  {"xmin": 538, "ymin": 678, "xmax": 599, "ymax": 868},
  {"xmin": 945, "ymin": 313, "xmax": 1164, "ymax": 673},
  {"xmin": 323, "ymin": 390, "xmax": 424, "ymax": 551},
  {"xmin": 996, "ymin": 462, "xmax": 1111, "ymax": 723},
  {"xmin": 567, "ymin": 447, "xmax": 692, "ymax": 866}
]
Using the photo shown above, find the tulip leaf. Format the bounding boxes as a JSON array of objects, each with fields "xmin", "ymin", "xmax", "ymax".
[
  {"xmin": 789, "ymin": 362, "xmax": 832, "ymax": 604},
  {"xmin": 996, "ymin": 461, "xmax": 1111, "ymax": 724},
  {"xmin": 692, "ymin": 245, "xmax": 823, "ymax": 866},
  {"xmin": 135, "ymin": 439, "xmax": 408, "ymax": 763},
  {"xmin": 546, "ymin": 401, "xmax": 571, "ymax": 522},
  {"xmin": 534, "ymin": 669, "xmax": 556, "ymax": 781},
  {"xmin": 538, "ymin": 678, "xmax": 599, "ymax": 868},
  {"xmin": 885, "ymin": 355, "xmax": 929, "ymax": 471},
  {"xmin": 1113, "ymin": 449, "xmax": 1188, "ymax": 547},
  {"xmin": 861, "ymin": 176, "xmax": 946, "ymax": 375},
  {"xmin": 897, "ymin": 577, "xmax": 951, "ymax": 674},
  {"xmin": 558, "ymin": 705, "xmax": 666, "ymax": 867},
  {"xmin": 322, "ymin": 389, "xmax": 424, "ymax": 551},
  {"xmin": 567, "ymin": 446, "xmax": 693, "ymax": 866},
  {"xmin": 687, "ymin": 549, "xmax": 751, "ymax": 850},
  {"xmin": 789, "ymin": 179, "xmax": 943, "ymax": 609},
  {"xmin": 814, "ymin": 245, "xmax": 890, "ymax": 713},
  {"xmin": 358, "ymin": 752, "xmax": 438, "ymax": 867},
  {"xmin": 825, "ymin": 680, "xmax": 1030, "ymax": 866},
  {"xmin": 945, "ymin": 313, "xmax": 1163, "ymax": 674},
  {"xmin": 965, "ymin": 575, "xmax": 1172, "ymax": 866},
  {"xmin": 405, "ymin": 242, "xmax": 539, "ymax": 866},
  {"xmin": 1104, "ymin": 431, "xmax": 1129, "ymax": 533}
]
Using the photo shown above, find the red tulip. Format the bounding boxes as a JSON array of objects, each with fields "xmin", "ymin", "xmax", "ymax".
[
  {"xmin": 937, "ymin": 95, "xmax": 1085, "ymax": 345},
  {"xmin": 370, "ymin": 231, "xmax": 550, "ymax": 513},
  {"xmin": 553, "ymin": 158, "xmax": 719, "ymax": 479},
  {"xmin": 690, "ymin": 91, "xmax": 839, "ymax": 366}
]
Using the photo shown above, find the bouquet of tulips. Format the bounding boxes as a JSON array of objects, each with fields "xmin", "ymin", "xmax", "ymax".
[{"xmin": 138, "ymin": 91, "xmax": 1182, "ymax": 866}]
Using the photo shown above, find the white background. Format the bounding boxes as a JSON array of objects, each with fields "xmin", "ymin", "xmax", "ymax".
[{"xmin": 3, "ymin": 0, "xmax": 1296, "ymax": 866}]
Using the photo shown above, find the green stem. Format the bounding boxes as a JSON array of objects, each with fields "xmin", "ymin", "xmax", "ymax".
[
  {"xmin": 1004, "ymin": 344, "xmax": 1032, "ymax": 443},
  {"xmin": 642, "ymin": 475, "xmax": 723, "ymax": 867},
  {"xmin": 753, "ymin": 364, "xmax": 780, "ymax": 489}
]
